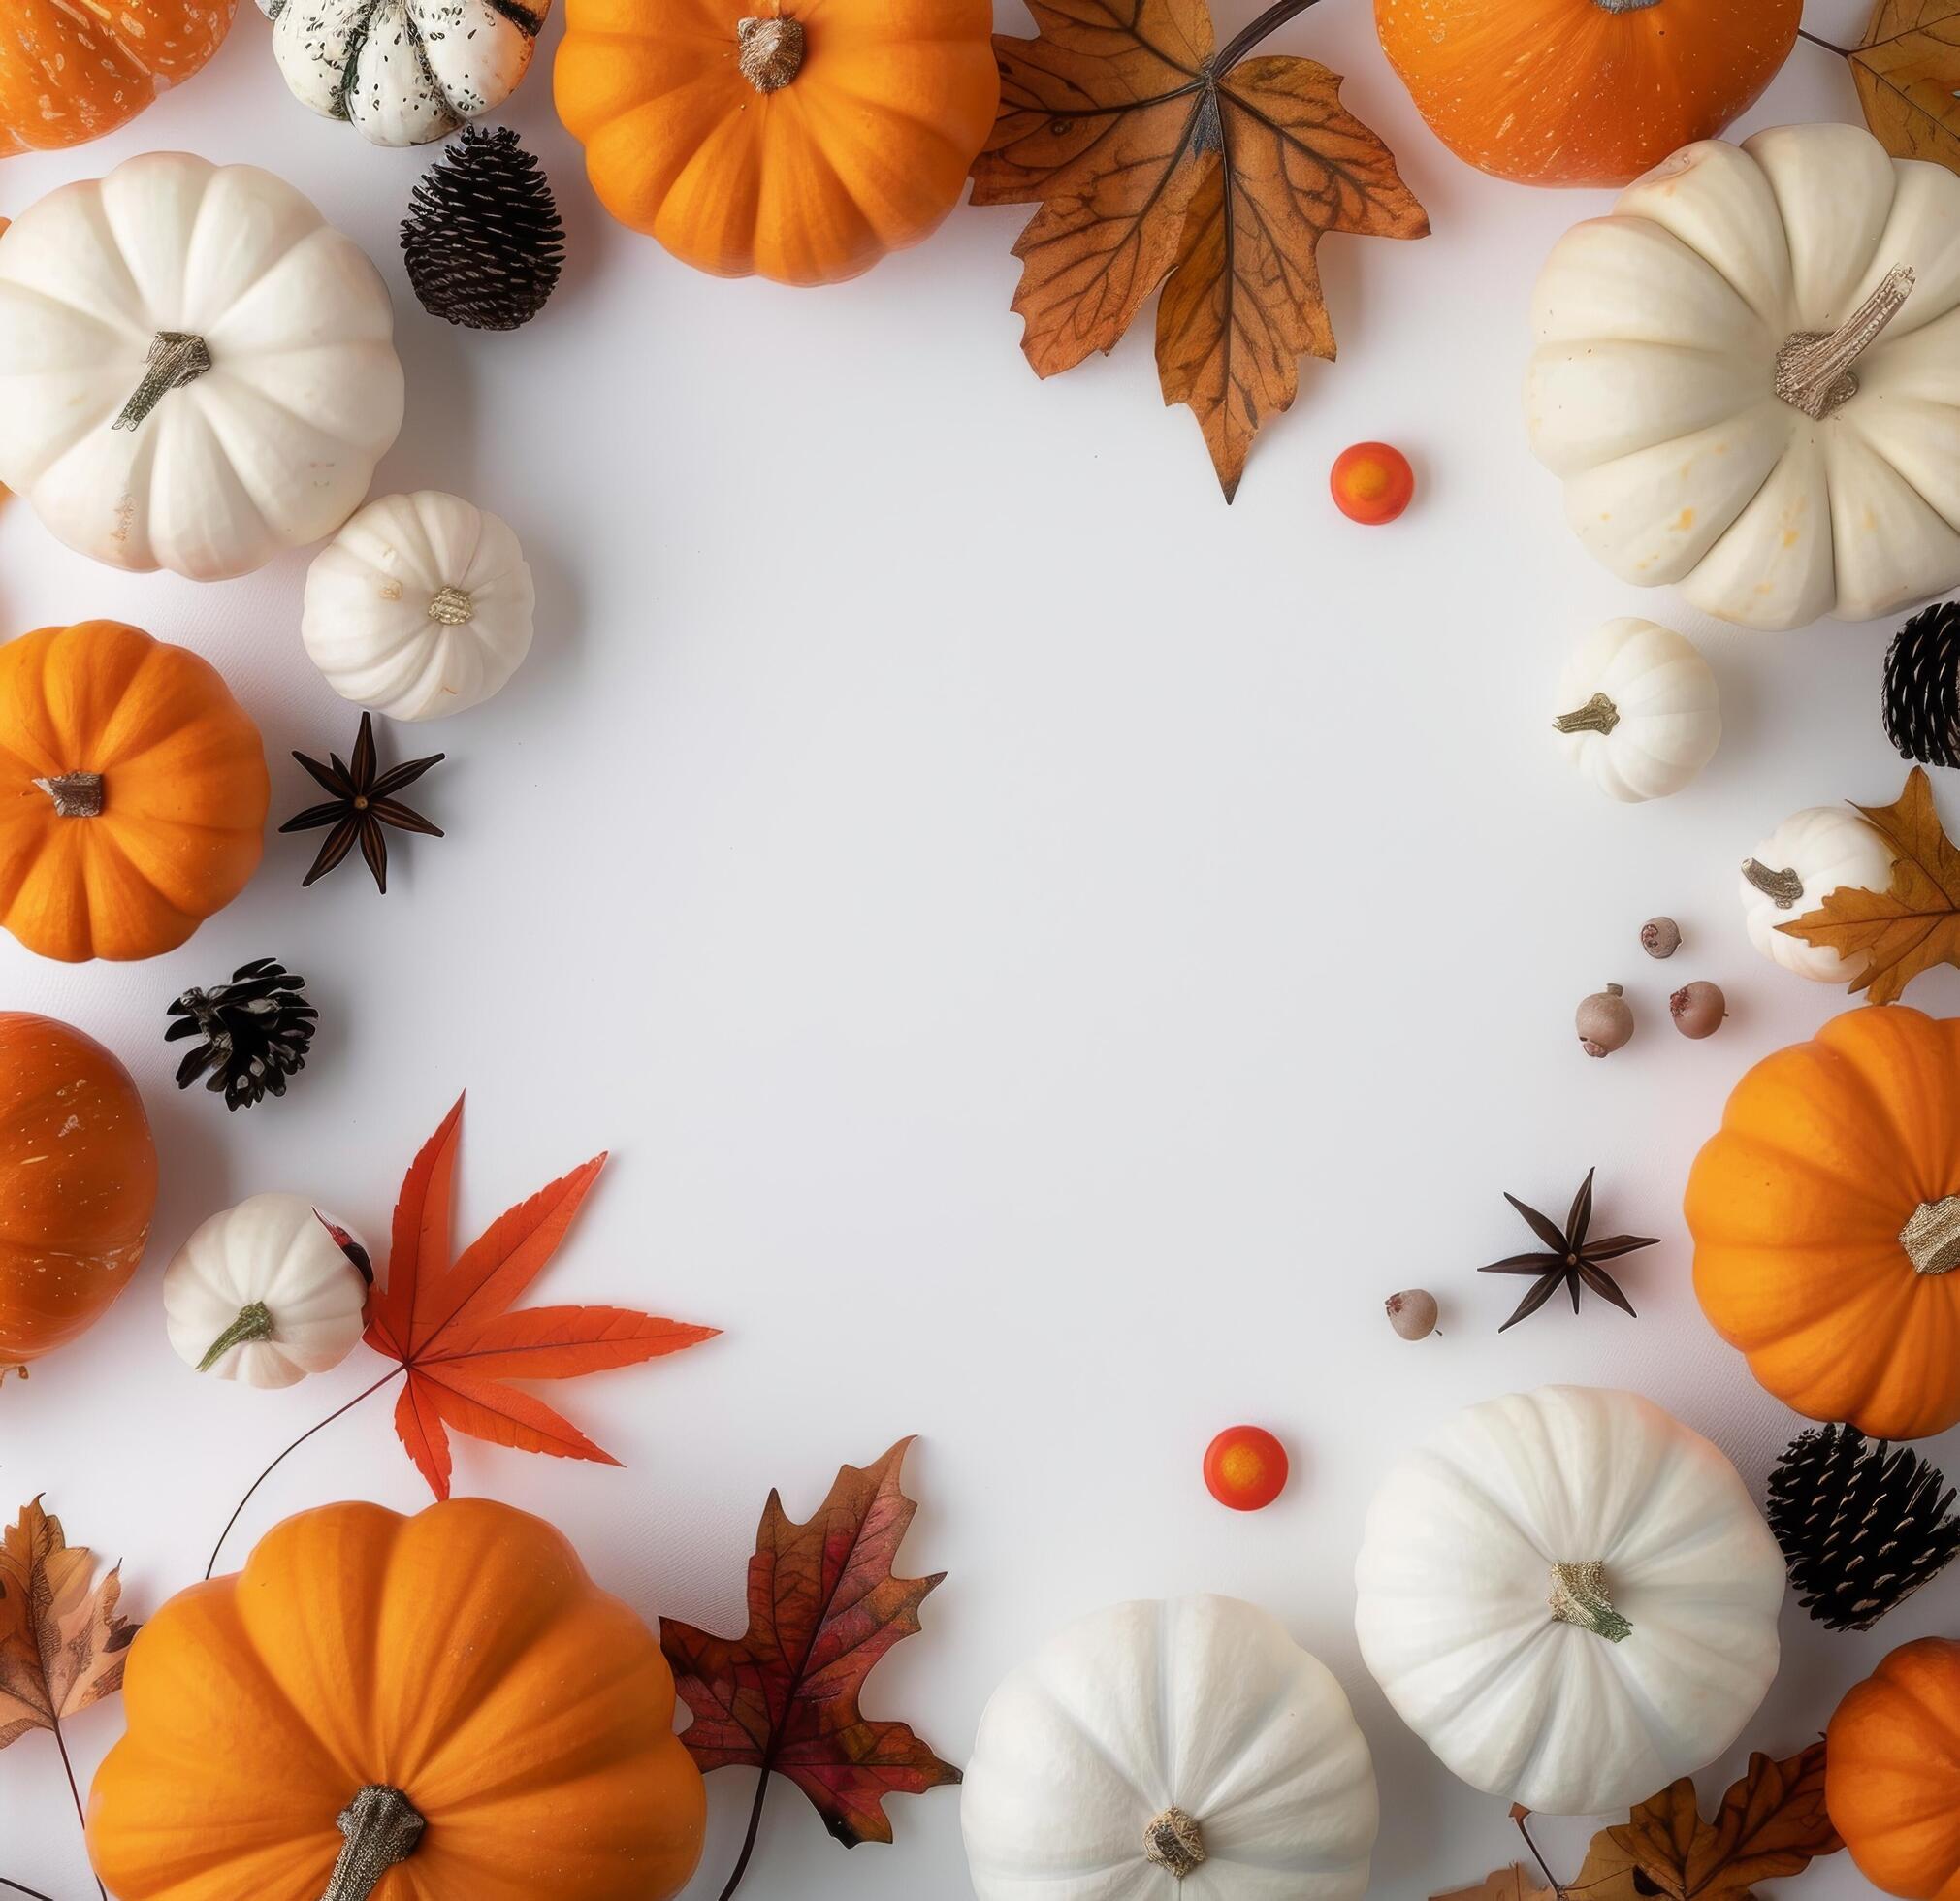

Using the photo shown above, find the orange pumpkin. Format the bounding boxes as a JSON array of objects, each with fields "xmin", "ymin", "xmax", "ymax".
[
  {"xmin": 1685, "ymin": 1007, "xmax": 1960, "ymax": 1441},
  {"xmin": 1373, "ymin": 0, "xmax": 1801, "ymax": 188},
  {"xmin": 1, "ymin": 1, "xmax": 238, "ymax": 158},
  {"xmin": 0, "ymin": 1012, "xmax": 156, "ymax": 1382},
  {"xmin": 555, "ymin": 0, "xmax": 999, "ymax": 285},
  {"xmin": 1826, "ymin": 1637, "xmax": 1960, "ymax": 1900},
  {"xmin": 0, "ymin": 621, "xmax": 269, "ymax": 962},
  {"xmin": 88, "ymin": 1498, "xmax": 707, "ymax": 1901}
]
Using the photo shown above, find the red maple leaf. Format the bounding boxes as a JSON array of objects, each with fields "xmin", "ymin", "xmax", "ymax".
[
  {"xmin": 660, "ymin": 1440, "xmax": 958, "ymax": 1893},
  {"xmin": 363, "ymin": 1097, "xmax": 717, "ymax": 1499}
]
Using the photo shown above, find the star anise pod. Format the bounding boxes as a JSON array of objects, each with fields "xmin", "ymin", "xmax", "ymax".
[
  {"xmin": 280, "ymin": 711, "xmax": 443, "ymax": 894},
  {"xmin": 1480, "ymin": 1168, "xmax": 1655, "ymax": 1333}
]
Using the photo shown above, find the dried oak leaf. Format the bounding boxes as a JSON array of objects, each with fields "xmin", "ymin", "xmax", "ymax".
[
  {"xmin": 1849, "ymin": 2, "xmax": 1960, "ymax": 174},
  {"xmin": 1780, "ymin": 765, "xmax": 1960, "ymax": 1004},
  {"xmin": 0, "ymin": 1498, "xmax": 138, "ymax": 1749},
  {"xmin": 660, "ymin": 1439, "xmax": 959, "ymax": 1867},
  {"xmin": 364, "ymin": 1096, "xmax": 718, "ymax": 1499},
  {"xmin": 971, "ymin": 0, "xmax": 1429, "ymax": 500},
  {"xmin": 1431, "ymin": 1866, "xmax": 1558, "ymax": 1901}
]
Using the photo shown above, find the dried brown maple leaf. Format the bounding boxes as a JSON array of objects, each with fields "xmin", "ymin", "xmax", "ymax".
[
  {"xmin": 1431, "ymin": 1866, "xmax": 1558, "ymax": 1901},
  {"xmin": 660, "ymin": 1439, "xmax": 958, "ymax": 1899},
  {"xmin": 1780, "ymin": 766, "xmax": 1960, "ymax": 1004},
  {"xmin": 1844, "ymin": 2, "xmax": 1960, "ymax": 174},
  {"xmin": 971, "ymin": 0, "xmax": 1429, "ymax": 500}
]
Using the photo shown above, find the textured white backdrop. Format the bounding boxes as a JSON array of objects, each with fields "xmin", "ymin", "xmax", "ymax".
[{"xmin": 1, "ymin": 2, "xmax": 1948, "ymax": 1895}]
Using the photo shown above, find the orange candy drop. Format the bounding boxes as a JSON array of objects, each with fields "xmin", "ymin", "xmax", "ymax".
[
  {"xmin": 1331, "ymin": 442, "xmax": 1415, "ymax": 525},
  {"xmin": 1204, "ymin": 1425, "xmax": 1289, "ymax": 1511}
]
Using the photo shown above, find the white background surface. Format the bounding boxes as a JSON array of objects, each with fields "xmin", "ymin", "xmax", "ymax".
[{"xmin": 2, "ymin": 1, "xmax": 1952, "ymax": 1894}]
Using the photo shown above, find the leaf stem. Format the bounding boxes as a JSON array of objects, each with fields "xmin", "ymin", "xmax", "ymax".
[
  {"xmin": 205, "ymin": 1368, "xmax": 404, "ymax": 1580},
  {"xmin": 52, "ymin": 1721, "xmax": 105, "ymax": 1901},
  {"xmin": 1214, "ymin": 0, "xmax": 1326, "ymax": 73},
  {"xmin": 1511, "ymin": 1806, "xmax": 1566, "ymax": 1900},
  {"xmin": 1797, "ymin": 25, "xmax": 1852, "ymax": 54},
  {"xmin": 717, "ymin": 1772, "xmax": 772, "ymax": 1901},
  {"xmin": 1, "ymin": 1879, "xmax": 57, "ymax": 1900}
]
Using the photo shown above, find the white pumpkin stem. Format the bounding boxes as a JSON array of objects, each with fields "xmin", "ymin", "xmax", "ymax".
[
  {"xmin": 738, "ymin": 15, "xmax": 805, "ymax": 88},
  {"xmin": 1553, "ymin": 693, "xmax": 1620, "ymax": 736},
  {"xmin": 112, "ymin": 331, "xmax": 213, "ymax": 433},
  {"xmin": 1775, "ymin": 266, "xmax": 1916, "ymax": 422},
  {"xmin": 197, "ymin": 1302, "xmax": 277, "ymax": 1373},
  {"xmin": 426, "ymin": 586, "xmax": 476, "ymax": 626},
  {"xmin": 32, "ymin": 771, "xmax": 103, "ymax": 818},
  {"xmin": 1741, "ymin": 858, "xmax": 1805, "ymax": 910},
  {"xmin": 1901, "ymin": 1197, "xmax": 1960, "ymax": 1275},
  {"xmin": 1142, "ymin": 1808, "xmax": 1206, "ymax": 1880},
  {"xmin": 1549, "ymin": 1562, "xmax": 1632, "ymax": 1643},
  {"xmin": 322, "ymin": 1786, "xmax": 424, "ymax": 1901}
]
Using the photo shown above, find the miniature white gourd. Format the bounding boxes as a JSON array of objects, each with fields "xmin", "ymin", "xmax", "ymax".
[
  {"xmin": 1740, "ymin": 806, "xmax": 1896, "ymax": 982},
  {"xmin": 303, "ymin": 491, "xmax": 535, "ymax": 721},
  {"xmin": 1554, "ymin": 619, "xmax": 1720, "ymax": 802},
  {"xmin": 962, "ymin": 1595, "xmax": 1378, "ymax": 1900},
  {"xmin": 1354, "ymin": 1385, "xmax": 1783, "ymax": 1816},
  {"xmin": 1527, "ymin": 123, "xmax": 1960, "ymax": 629},
  {"xmin": 163, "ymin": 1193, "xmax": 370, "ymax": 1389}
]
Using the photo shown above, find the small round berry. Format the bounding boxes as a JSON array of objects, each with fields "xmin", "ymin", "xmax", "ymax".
[
  {"xmin": 1331, "ymin": 442, "xmax": 1415, "ymax": 525},
  {"xmin": 1576, "ymin": 983, "xmax": 1633, "ymax": 1058},
  {"xmin": 1386, "ymin": 1289, "xmax": 1439, "ymax": 1340},
  {"xmin": 1203, "ymin": 1425, "xmax": 1289, "ymax": 1511},
  {"xmin": 1671, "ymin": 981, "xmax": 1727, "ymax": 1039},
  {"xmin": 1640, "ymin": 917, "xmax": 1682, "ymax": 959}
]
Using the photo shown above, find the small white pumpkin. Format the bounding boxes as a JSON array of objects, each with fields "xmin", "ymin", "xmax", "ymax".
[
  {"xmin": 1740, "ymin": 805, "xmax": 1895, "ymax": 983},
  {"xmin": 962, "ymin": 1595, "xmax": 1378, "ymax": 1900},
  {"xmin": 303, "ymin": 491, "xmax": 535, "ymax": 721},
  {"xmin": 1553, "ymin": 618, "xmax": 1720, "ymax": 802},
  {"xmin": 260, "ymin": 0, "xmax": 550, "ymax": 146},
  {"xmin": 162, "ymin": 1192, "xmax": 370, "ymax": 1389},
  {"xmin": 1354, "ymin": 1385, "xmax": 1783, "ymax": 1817},
  {"xmin": 1526, "ymin": 123, "xmax": 1960, "ymax": 629},
  {"xmin": 0, "ymin": 152, "xmax": 403, "ymax": 582}
]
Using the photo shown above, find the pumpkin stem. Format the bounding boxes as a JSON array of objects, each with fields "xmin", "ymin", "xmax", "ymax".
[
  {"xmin": 1593, "ymin": 0, "xmax": 1660, "ymax": 10},
  {"xmin": 1143, "ymin": 1808, "xmax": 1206, "ymax": 1881},
  {"xmin": 197, "ymin": 1301, "xmax": 277, "ymax": 1373},
  {"xmin": 112, "ymin": 332, "xmax": 213, "ymax": 433},
  {"xmin": 1776, "ymin": 266, "xmax": 1916, "ymax": 422},
  {"xmin": 426, "ymin": 585, "xmax": 476, "ymax": 626},
  {"xmin": 31, "ymin": 771, "xmax": 103, "ymax": 818},
  {"xmin": 1901, "ymin": 1197, "xmax": 1960, "ymax": 1275},
  {"xmin": 1548, "ymin": 1562, "xmax": 1632, "ymax": 1643},
  {"xmin": 322, "ymin": 1786, "xmax": 424, "ymax": 1901},
  {"xmin": 1741, "ymin": 858, "xmax": 1806, "ymax": 910},
  {"xmin": 1552, "ymin": 693, "xmax": 1621, "ymax": 737},
  {"xmin": 738, "ymin": 16, "xmax": 805, "ymax": 89}
]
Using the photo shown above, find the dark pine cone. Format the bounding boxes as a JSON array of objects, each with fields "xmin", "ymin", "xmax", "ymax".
[
  {"xmin": 166, "ymin": 959, "xmax": 319, "ymax": 1111},
  {"xmin": 1882, "ymin": 599, "xmax": 1960, "ymax": 767},
  {"xmin": 1767, "ymin": 1423, "xmax": 1960, "ymax": 1631},
  {"xmin": 401, "ymin": 124, "xmax": 565, "ymax": 332}
]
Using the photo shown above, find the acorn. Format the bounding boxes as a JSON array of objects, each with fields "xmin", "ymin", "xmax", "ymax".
[
  {"xmin": 1640, "ymin": 917, "xmax": 1681, "ymax": 959},
  {"xmin": 1386, "ymin": 1289, "xmax": 1439, "ymax": 1340},
  {"xmin": 1576, "ymin": 983, "xmax": 1633, "ymax": 1058},
  {"xmin": 1671, "ymin": 981, "xmax": 1727, "ymax": 1039}
]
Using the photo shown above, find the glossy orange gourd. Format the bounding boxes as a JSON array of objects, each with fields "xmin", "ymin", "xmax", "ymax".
[
  {"xmin": 555, "ymin": 0, "xmax": 999, "ymax": 285},
  {"xmin": 1685, "ymin": 1007, "xmax": 1960, "ymax": 1441},
  {"xmin": 0, "ymin": 1013, "xmax": 156, "ymax": 1382},
  {"xmin": 1373, "ymin": 0, "xmax": 1801, "ymax": 187},
  {"xmin": 0, "ymin": 622, "xmax": 269, "ymax": 962},
  {"xmin": 1826, "ymin": 1638, "xmax": 1960, "ymax": 1900},
  {"xmin": 87, "ymin": 1498, "xmax": 708, "ymax": 1901},
  {"xmin": 1, "ymin": 0, "xmax": 238, "ymax": 158}
]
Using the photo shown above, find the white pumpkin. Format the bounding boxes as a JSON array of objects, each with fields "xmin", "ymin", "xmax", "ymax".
[
  {"xmin": 303, "ymin": 491, "xmax": 535, "ymax": 721},
  {"xmin": 962, "ymin": 1595, "xmax": 1377, "ymax": 1900},
  {"xmin": 162, "ymin": 1192, "xmax": 370, "ymax": 1389},
  {"xmin": 1526, "ymin": 123, "xmax": 1960, "ymax": 630},
  {"xmin": 1554, "ymin": 618, "xmax": 1720, "ymax": 802},
  {"xmin": 1740, "ymin": 805, "xmax": 1895, "ymax": 983},
  {"xmin": 1354, "ymin": 1385, "xmax": 1783, "ymax": 1817},
  {"xmin": 260, "ymin": 0, "xmax": 550, "ymax": 145},
  {"xmin": 0, "ymin": 152, "xmax": 403, "ymax": 582}
]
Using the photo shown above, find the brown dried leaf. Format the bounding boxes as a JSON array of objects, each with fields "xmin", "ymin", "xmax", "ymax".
[
  {"xmin": 1780, "ymin": 766, "xmax": 1960, "ymax": 1003},
  {"xmin": 0, "ymin": 1497, "xmax": 138, "ymax": 1749},
  {"xmin": 1850, "ymin": 1, "xmax": 1960, "ymax": 173},
  {"xmin": 1430, "ymin": 1865, "xmax": 1559, "ymax": 1901}
]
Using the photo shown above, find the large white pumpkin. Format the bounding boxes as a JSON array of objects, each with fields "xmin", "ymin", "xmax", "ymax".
[
  {"xmin": 1740, "ymin": 805, "xmax": 1895, "ymax": 983},
  {"xmin": 962, "ymin": 1595, "xmax": 1378, "ymax": 1900},
  {"xmin": 303, "ymin": 491, "xmax": 535, "ymax": 721},
  {"xmin": 1526, "ymin": 123, "xmax": 1960, "ymax": 630},
  {"xmin": 259, "ymin": 0, "xmax": 550, "ymax": 145},
  {"xmin": 0, "ymin": 152, "xmax": 403, "ymax": 582},
  {"xmin": 1354, "ymin": 1385, "xmax": 1783, "ymax": 1816},
  {"xmin": 1554, "ymin": 618, "xmax": 1720, "ymax": 803}
]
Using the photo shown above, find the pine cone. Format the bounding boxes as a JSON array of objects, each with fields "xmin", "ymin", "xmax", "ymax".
[
  {"xmin": 401, "ymin": 125, "xmax": 564, "ymax": 332},
  {"xmin": 165, "ymin": 959, "xmax": 319, "ymax": 1111},
  {"xmin": 1767, "ymin": 1423, "xmax": 1960, "ymax": 1631},
  {"xmin": 1882, "ymin": 599, "xmax": 1960, "ymax": 767}
]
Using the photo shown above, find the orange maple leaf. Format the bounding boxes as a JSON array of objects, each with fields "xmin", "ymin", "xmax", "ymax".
[{"xmin": 363, "ymin": 1098, "xmax": 718, "ymax": 1499}]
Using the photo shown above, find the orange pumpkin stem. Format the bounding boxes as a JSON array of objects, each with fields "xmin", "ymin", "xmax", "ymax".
[
  {"xmin": 323, "ymin": 1785, "xmax": 424, "ymax": 1901},
  {"xmin": 31, "ymin": 772, "xmax": 103, "ymax": 819},
  {"xmin": 737, "ymin": 16, "xmax": 805, "ymax": 89},
  {"xmin": 1901, "ymin": 1197, "xmax": 1960, "ymax": 1276},
  {"xmin": 1143, "ymin": 1808, "xmax": 1206, "ymax": 1880},
  {"xmin": 112, "ymin": 332, "xmax": 213, "ymax": 434},
  {"xmin": 1593, "ymin": 0, "xmax": 1660, "ymax": 10},
  {"xmin": 1776, "ymin": 267, "xmax": 1916, "ymax": 423},
  {"xmin": 1553, "ymin": 693, "xmax": 1620, "ymax": 737}
]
